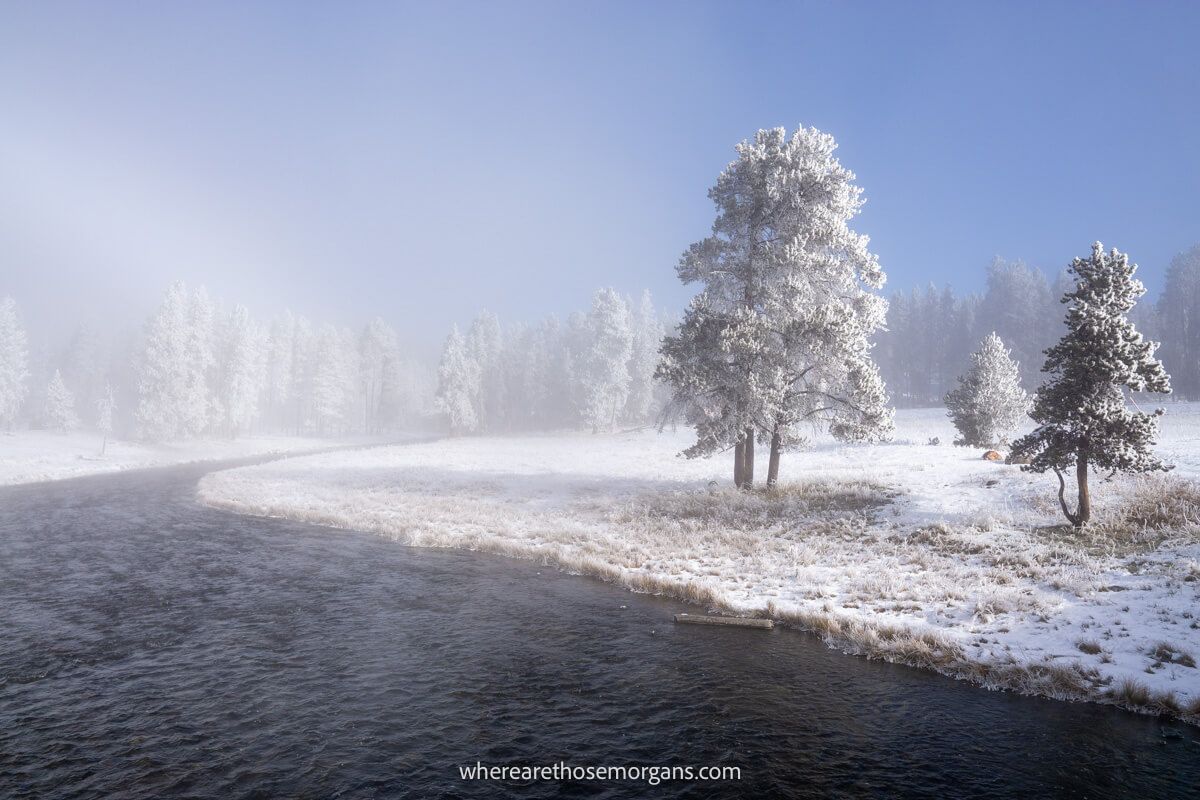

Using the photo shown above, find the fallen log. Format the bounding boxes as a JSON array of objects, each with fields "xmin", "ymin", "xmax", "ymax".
[{"xmin": 673, "ymin": 613, "xmax": 773, "ymax": 629}]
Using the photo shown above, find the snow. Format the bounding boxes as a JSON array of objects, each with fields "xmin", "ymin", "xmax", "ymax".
[
  {"xmin": 0, "ymin": 431, "xmax": 369, "ymax": 487},
  {"xmin": 196, "ymin": 406, "xmax": 1200, "ymax": 713}
]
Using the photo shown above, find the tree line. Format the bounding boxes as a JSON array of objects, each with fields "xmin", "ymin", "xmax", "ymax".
[
  {"xmin": 435, "ymin": 289, "xmax": 669, "ymax": 434},
  {"xmin": 0, "ymin": 283, "xmax": 433, "ymax": 441},
  {"xmin": 879, "ymin": 245, "xmax": 1200, "ymax": 406}
]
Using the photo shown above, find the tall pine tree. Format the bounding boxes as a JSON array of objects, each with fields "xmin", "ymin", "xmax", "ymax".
[
  {"xmin": 1010, "ymin": 243, "xmax": 1171, "ymax": 527},
  {"xmin": 658, "ymin": 125, "xmax": 892, "ymax": 488}
]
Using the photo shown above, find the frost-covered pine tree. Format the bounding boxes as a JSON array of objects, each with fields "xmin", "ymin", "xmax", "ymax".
[
  {"xmin": 310, "ymin": 323, "xmax": 349, "ymax": 435},
  {"xmin": 1156, "ymin": 244, "xmax": 1200, "ymax": 399},
  {"xmin": 467, "ymin": 311, "xmax": 504, "ymax": 433},
  {"xmin": 263, "ymin": 312, "xmax": 296, "ymax": 432},
  {"xmin": 658, "ymin": 125, "xmax": 893, "ymax": 488},
  {"xmin": 623, "ymin": 290, "xmax": 663, "ymax": 425},
  {"xmin": 96, "ymin": 382, "xmax": 116, "ymax": 455},
  {"xmin": 44, "ymin": 369, "xmax": 79, "ymax": 432},
  {"xmin": 289, "ymin": 316, "xmax": 314, "ymax": 434},
  {"xmin": 0, "ymin": 296, "xmax": 29, "ymax": 431},
  {"xmin": 944, "ymin": 333, "xmax": 1029, "ymax": 448},
  {"xmin": 359, "ymin": 318, "xmax": 399, "ymax": 434},
  {"xmin": 183, "ymin": 286, "xmax": 216, "ymax": 435},
  {"xmin": 580, "ymin": 288, "xmax": 633, "ymax": 432},
  {"xmin": 435, "ymin": 325, "xmax": 480, "ymax": 435},
  {"xmin": 136, "ymin": 282, "xmax": 191, "ymax": 441},
  {"xmin": 215, "ymin": 305, "xmax": 264, "ymax": 438},
  {"xmin": 1010, "ymin": 243, "xmax": 1171, "ymax": 527}
]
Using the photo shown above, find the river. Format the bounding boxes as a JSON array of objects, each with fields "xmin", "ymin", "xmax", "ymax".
[{"xmin": 1, "ymin": 459, "xmax": 1197, "ymax": 798}]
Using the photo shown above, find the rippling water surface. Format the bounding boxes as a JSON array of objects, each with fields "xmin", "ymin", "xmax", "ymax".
[{"xmin": 1, "ymin": 458, "xmax": 1198, "ymax": 799}]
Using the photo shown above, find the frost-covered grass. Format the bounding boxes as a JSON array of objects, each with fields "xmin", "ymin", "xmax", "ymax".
[
  {"xmin": 198, "ymin": 404, "xmax": 1200, "ymax": 722},
  {"xmin": 0, "ymin": 430, "xmax": 373, "ymax": 486}
]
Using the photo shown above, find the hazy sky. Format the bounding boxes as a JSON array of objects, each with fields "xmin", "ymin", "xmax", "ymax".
[{"xmin": 2, "ymin": 1, "xmax": 1198, "ymax": 347}]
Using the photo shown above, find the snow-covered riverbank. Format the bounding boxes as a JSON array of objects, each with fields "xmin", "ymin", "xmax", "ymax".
[
  {"xmin": 0, "ymin": 431, "xmax": 380, "ymax": 487},
  {"xmin": 197, "ymin": 406, "xmax": 1200, "ymax": 720}
]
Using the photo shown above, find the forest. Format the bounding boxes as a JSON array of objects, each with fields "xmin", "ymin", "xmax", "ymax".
[{"xmin": 2, "ymin": 243, "xmax": 1199, "ymax": 442}]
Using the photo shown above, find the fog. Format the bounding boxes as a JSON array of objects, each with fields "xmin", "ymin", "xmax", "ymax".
[{"xmin": 5, "ymin": 2, "xmax": 1199, "ymax": 356}]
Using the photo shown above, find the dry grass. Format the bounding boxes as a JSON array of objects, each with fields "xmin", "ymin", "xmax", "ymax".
[
  {"xmin": 615, "ymin": 478, "xmax": 895, "ymax": 531},
  {"xmin": 1086, "ymin": 474, "xmax": 1200, "ymax": 548},
  {"xmin": 1148, "ymin": 641, "xmax": 1197, "ymax": 668},
  {"xmin": 1076, "ymin": 639, "xmax": 1102, "ymax": 655},
  {"xmin": 1110, "ymin": 677, "xmax": 1151, "ymax": 706}
]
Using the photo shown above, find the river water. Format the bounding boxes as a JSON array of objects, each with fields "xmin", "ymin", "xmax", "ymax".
[{"xmin": 1, "ymin": 459, "xmax": 1198, "ymax": 799}]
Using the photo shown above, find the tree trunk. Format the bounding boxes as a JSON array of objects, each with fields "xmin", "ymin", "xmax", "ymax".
[
  {"xmin": 733, "ymin": 436, "xmax": 745, "ymax": 489},
  {"xmin": 742, "ymin": 428, "xmax": 755, "ymax": 490},
  {"xmin": 767, "ymin": 423, "xmax": 782, "ymax": 487},
  {"xmin": 729, "ymin": 438, "xmax": 739, "ymax": 489},
  {"xmin": 1076, "ymin": 451, "xmax": 1091, "ymax": 527}
]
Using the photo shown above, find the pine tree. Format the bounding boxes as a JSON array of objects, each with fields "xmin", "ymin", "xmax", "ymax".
[
  {"xmin": 215, "ymin": 305, "xmax": 264, "ymax": 438},
  {"xmin": 310, "ymin": 324, "xmax": 349, "ymax": 435},
  {"xmin": 580, "ymin": 288, "xmax": 633, "ymax": 432},
  {"xmin": 435, "ymin": 325, "xmax": 480, "ymax": 435},
  {"xmin": 623, "ymin": 290, "xmax": 664, "ymax": 425},
  {"xmin": 1010, "ymin": 243, "xmax": 1171, "ymax": 527},
  {"xmin": 44, "ymin": 369, "xmax": 79, "ymax": 432},
  {"xmin": 359, "ymin": 318, "xmax": 399, "ymax": 434},
  {"xmin": 0, "ymin": 296, "xmax": 29, "ymax": 431},
  {"xmin": 945, "ymin": 333, "xmax": 1029, "ymax": 448},
  {"xmin": 263, "ymin": 312, "xmax": 296, "ymax": 432},
  {"xmin": 136, "ymin": 282, "xmax": 191, "ymax": 441},
  {"xmin": 183, "ymin": 286, "xmax": 216, "ymax": 435},
  {"xmin": 1156, "ymin": 245, "xmax": 1200, "ymax": 399},
  {"xmin": 467, "ymin": 311, "xmax": 504, "ymax": 432},
  {"xmin": 289, "ymin": 316, "xmax": 314, "ymax": 434},
  {"xmin": 658, "ymin": 125, "xmax": 892, "ymax": 488}
]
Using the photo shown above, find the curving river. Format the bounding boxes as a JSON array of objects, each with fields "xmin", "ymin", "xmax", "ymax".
[{"xmin": 1, "ymin": 457, "xmax": 1198, "ymax": 799}]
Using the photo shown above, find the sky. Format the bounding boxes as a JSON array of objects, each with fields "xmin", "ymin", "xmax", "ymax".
[{"xmin": 2, "ymin": 0, "xmax": 1198, "ymax": 349}]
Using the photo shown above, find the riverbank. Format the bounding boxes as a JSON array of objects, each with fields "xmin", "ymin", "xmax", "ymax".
[
  {"xmin": 197, "ymin": 406, "xmax": 1200, "ymax": 722},
  {"xmin": 0, "ymin": 430, "xmax": 382, "ymax": 486}
]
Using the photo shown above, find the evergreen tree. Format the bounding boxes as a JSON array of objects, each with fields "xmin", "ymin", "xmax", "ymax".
[
  {"xmin": 580, "ymin": 288, "xmax": 633, "ymax": 432},
  {"xmin": 182, "ymin": 286, "xmax": 216, "ymax": 435},
  {"xmin": 944, "ymin": 333, "xmax": 1029, "ymax": 447},
  {"xmin": 135, "ymin": 282, "xmax": 191, "ymax": 441},
  {"xmin": 263, "ymin": 312, "xmax": 296, "ymax": 432},
  {"xmin": 359, "ymin": 318, "xmax": 399, "ymax": 433},
  {"xmin": 624, "ymin": 290, "xmax": 664, "ymax": 425},
  {"xmin": 467, "ymin": 311, "xmax": 504, "ymax": 432},
  {"xmin": 659, "ymin": 125, "xmax": 892, "ymax": 487},
  {"xmin": 44, "ymin": 369, "xmax": 79, "ymax": 432},
  {"xmin": 310, "ymin": 323, "xmax": 349, "ymax": 435},
  {"xmin": 0, "ymin": 296, "xmax": 29, "ymax": 430},
  {"xmin": 1010, "ymin": 243, "xmax": 1171, "ymax": 527},
  {"xmin": 215, "ymin": 305, "xmax": 264, "ymax": 438},
  {"xmin": 1156, "ymin": 245, "xmax": 1200, "ymax": 399},
  {"xmin": 435, "ymin": 325, "xmax": 479, "ymax": 435}
]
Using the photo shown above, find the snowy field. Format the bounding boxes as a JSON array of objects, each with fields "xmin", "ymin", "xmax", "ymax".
[
  {"xmin": 0, "ymin": 431, "xmax": 374, "ymax": 487},
  {"xmin": 198, "ymin": 405, "xmax": 1200, "ymax": 720}
]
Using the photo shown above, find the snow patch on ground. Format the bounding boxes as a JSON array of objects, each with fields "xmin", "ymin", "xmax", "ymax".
[
  {"xmin": 0, "ymin": 431, "xmax": 374, "ymax": 486},
  {"xmin": 197, "ymin": 405, "xmax": 1200, "ymax": 716}
]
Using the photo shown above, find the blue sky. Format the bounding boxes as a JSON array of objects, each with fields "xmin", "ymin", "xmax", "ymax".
[{"xmin": 2, "ymin": 1, "xmax": 1197, "ymax": 345}]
